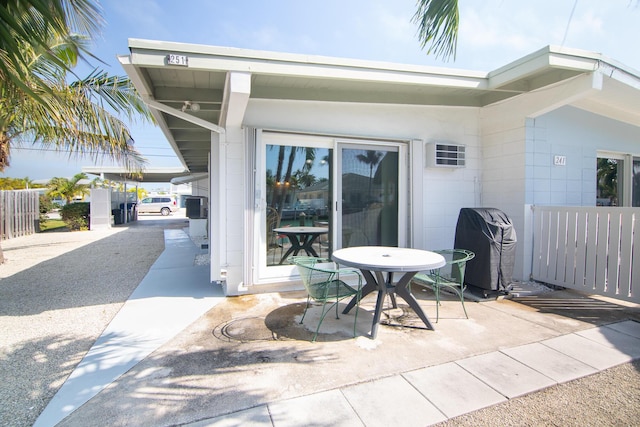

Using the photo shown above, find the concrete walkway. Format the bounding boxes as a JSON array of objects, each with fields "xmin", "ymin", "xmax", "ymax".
[
  {"xmin": 33, "ymin": 225, "xmax": 640, "ymax": 426},
  {"xmin": 33, "ymin": 229, "xmax": 224, "ymax": 427},
  {"xmin": 185, "ymin": 320, "xmax": 640, "ymax": 426}
]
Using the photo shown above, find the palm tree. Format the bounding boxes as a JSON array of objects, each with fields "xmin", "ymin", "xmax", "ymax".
[
  {"xmin": 0, "ymin": 1, "xmax": 153, "ymax": 264},
  {"xmin": 413, "ymin": 0, "xmax": 459, "ymax": 60},
  {"xmin": 47, "ymin": 173, "xmax": 90, "ymax": 204},
  {"xmin": 357, "ymin": 150, "xmax": 383, "ymax": 199}
]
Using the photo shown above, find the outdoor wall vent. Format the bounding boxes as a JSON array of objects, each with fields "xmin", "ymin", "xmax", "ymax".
[{"xmin": 426, "ymin": 142, "xmax": 466, "ymax": 168}]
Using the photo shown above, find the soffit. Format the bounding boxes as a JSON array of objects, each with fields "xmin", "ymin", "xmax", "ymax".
[{"xmin": 122, "ymin": 41, "xmax": 640, "ymax": 175}]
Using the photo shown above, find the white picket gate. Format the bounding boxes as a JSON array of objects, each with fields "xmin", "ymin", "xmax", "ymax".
[{"xmin": 531, "ymin": 206, "xmax": 639, "ymax": 303}]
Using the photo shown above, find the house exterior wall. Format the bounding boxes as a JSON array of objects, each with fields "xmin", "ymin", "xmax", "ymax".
[
  {"xmin": 224, "ymin": 98, "xmax": 481, "ymax": 293},
  {"xmin": 479, "ymin": 109, "xmax": 529, "ymax": 282},
  {"xmin": 528, "ymin": 106, "xmax": 640, "ymax": 207},
  {"xmin": 220, "ymin": 98, "xmax": 640, "ymax": 295},
  {"xmin": 478, "ymin": 104, "xmax": 640, "ymax": 285},
  {"xmin": 191, "ymin": 178, "xmax": 210, "ymax": 198}
]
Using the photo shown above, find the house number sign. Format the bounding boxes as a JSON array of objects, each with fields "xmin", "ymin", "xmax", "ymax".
[
  {"xmin": 167, "ymin": 54, "xmax": 188, "ymax": 66},
  {"xmin": 554, "ymin": 155, "xmax": 567, "ymax": 166}
]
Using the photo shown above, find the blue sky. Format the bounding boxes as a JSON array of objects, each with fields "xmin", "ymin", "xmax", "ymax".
[{"xmin": 4, "ymin": 0, "xmax": 639, "ymax": 183}]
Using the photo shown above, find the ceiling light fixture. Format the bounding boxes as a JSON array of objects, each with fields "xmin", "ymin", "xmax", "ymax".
[{"xmin": 181, "ymin": 101, "xmax": 201, "ymax": 112}]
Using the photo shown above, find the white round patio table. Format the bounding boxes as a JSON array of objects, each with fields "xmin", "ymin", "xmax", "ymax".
[{"xmin": 332, "ymin": 246, "xmax": 445, "ymax": 339}]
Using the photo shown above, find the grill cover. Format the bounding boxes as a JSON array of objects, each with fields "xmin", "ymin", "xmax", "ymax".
[{"xmin": 454, "ymin": 208, "xmax": 517, "ymax": 291}]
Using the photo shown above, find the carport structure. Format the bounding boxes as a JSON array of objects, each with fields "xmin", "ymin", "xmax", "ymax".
[{"xmin": 82, "ymin": 166, "xmax": 202, "ymax": 226}]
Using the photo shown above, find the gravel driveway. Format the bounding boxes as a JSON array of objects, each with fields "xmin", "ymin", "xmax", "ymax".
[{"xmin": 0, "ymin": 216, "xmax": 185, "ymax": 427}]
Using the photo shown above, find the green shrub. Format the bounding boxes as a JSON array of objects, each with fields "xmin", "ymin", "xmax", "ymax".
[
  {"xmin": 39, "ymin": 194, "xmax": 56, "ymax": 214},
  {"xmin": 38, "ymin": 195, "xmax": 56, "ymax": 228},
  {"xmin": 60, "ymin": 202, "xmax": 90, "ymax": 231}
]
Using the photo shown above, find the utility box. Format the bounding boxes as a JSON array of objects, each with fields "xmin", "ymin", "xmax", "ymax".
[{"xmin": 185, "ymin": 196, "xmax": 208, "ymax": 219}]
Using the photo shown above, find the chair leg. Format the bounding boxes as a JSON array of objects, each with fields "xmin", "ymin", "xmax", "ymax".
[
  {"xmin": 300, "ymin": 295, "xmax": 314, "ymax": 324},
  {"xmin": 432, "ymin": 283, "xmax": 440, "ymax": 323},
  {"xmin": 459, "ymin": 287, "xmax": 469, "ymax": 319},
  {"xmin": 352, "ymin": 293, "xmax": 361, "ymax": 338},
  {"xmin": 312, "ymin": 300, "xmax": 333, "ymax": 342}
]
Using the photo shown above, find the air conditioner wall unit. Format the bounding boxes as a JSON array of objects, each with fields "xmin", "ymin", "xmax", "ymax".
[{"xmin": 426, "ymin": 142, "xmax": 466, "ymax": 168}]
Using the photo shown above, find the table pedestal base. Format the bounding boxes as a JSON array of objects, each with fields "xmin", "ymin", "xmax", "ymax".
[{"xmin": 343, "ymin": 269, "xmax": 434, "ymax": 339}]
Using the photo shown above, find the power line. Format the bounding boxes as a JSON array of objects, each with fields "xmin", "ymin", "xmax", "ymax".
[
  {"xmin": 12, "ymin": 147, "xmax": 179, "ymax": 158},
  {"xmin": 561, "ymin": 0, "xmax": 579, "ymax": 46}
]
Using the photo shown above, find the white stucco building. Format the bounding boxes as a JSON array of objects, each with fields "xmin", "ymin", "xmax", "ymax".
[{"xmin": 119, "ymin": 40, "xmax": 640, "ymax": 297}]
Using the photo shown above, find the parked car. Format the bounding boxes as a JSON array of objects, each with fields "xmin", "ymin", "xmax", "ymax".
[{"xmin": 137, "ymin": 197, "xmax": 178, "ymax": 216}]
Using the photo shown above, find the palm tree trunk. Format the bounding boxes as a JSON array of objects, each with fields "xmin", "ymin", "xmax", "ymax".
[
  {"xmin": 0, "ymin": 133, "xmax": 10, "ymax": 171},
  {"xmin": 0, "ymin": 243, "xmax": 4, "ymax": 264}
]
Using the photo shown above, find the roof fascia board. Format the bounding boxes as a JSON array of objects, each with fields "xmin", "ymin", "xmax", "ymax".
[
  {"xmin": 488, "ymin": 46, "xmax": 598, "ymax": 90},
  {"xmin": 128, "ymin": 38, "xmax": 486, "ymax": 78},
  {"xmin": 598, "ymin": 61, "xmax": 640, "ymax": 90},
  {"xmin": 128, "ymin": 39, "xmax": 488, "ymax": 90},
  {"xmin": 481, "ymin": 72, "xmax": 602, "ymax": 126}
]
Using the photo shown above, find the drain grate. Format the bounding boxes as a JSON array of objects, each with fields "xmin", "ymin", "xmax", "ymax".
[{"xmin": 213, "ymin": 317, "xmax": 275, "ymax": 342}]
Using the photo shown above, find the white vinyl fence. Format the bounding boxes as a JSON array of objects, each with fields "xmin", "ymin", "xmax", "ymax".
[
  {"xmin": 531, "ymin": 206, "xmax": 639, "ymax": 303},
  {"xmin": 0, "ymin": 190, "xmax": 40, "ymax": 240}
]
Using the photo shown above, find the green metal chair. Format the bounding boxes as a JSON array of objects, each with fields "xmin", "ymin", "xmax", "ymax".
[
  {"xmin": 291, "ymin": 256, "xmax": 363, "ymax": 341},
  {"xmin": 411, "ymin": 249, "xmax": 475, "ymax": 322}
]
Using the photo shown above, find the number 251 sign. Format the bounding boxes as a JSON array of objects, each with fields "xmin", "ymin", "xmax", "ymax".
[{"xmin": 167, "ymin": 54, "xmax": 188, "ymax": 66}]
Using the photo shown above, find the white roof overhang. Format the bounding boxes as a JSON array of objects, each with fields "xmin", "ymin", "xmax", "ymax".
[
  {"xmin": 120, "ymin": 41, "xmax": 640, "ymax": 174},
  {"xmin": 82, "ymin": 166, "xmax": 191, "ymax": 183}
]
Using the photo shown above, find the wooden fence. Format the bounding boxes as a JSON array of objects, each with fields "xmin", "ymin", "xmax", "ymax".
[
  {"xmin": 531, "ymin": 206, "xmax": 639, "ymax": 304},
  {"xmin": 0, "ymin": 190, "xmax": 40, "ymax": 240}
]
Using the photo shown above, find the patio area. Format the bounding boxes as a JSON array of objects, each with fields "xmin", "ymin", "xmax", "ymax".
[
  {"xmin": 54, "ymin": 288, "xmax": 640, "ymax": 427},
  {"xmin": 3, "ymin": 217, "xmax": 639, "ymax": 427}
]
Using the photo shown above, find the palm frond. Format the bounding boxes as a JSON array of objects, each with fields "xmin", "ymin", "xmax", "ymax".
[
  {"xmin": 0, "ymin": 0, "xmax": 103, "ymax": 101},
  {"xmin": 413, "ymin": 0, "xmax": 459, "ymax": 61}
]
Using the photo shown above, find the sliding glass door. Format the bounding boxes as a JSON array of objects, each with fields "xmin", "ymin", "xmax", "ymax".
[{"xmin": 256, "ymin": 133, "xmax": 406, "ymax": 282}]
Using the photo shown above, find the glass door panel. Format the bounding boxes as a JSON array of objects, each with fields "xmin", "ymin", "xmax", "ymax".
[
  {"xmin": 265, "ymin": 144, "xmax": 331, "ymax": 266},
  {"xmin": 339, "ymin": 146, "xmax": 399, "ymax": 248}
]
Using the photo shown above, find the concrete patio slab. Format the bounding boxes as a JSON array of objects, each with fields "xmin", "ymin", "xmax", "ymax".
[
  {"xmin": 456, "ymin": 351, "xmax": 557, "ymax": 399},
  {"xmin": 341, "ymin": 375, "xmax": 447, "ymax": 427},
  {"xmin": 605, "ymin": 319, "xmax": 640, "ymax": 339},
  {"xmin": 185, "ymin": 406, "xmax": 272, "ymax": 427},
  {"xmin": 501, "ymin": 342, "xmax": 598, "ymax": 383},
  {"xmin": 576, "ymin": 323, "xmax": 640, "ymax": 358},
  {"xmin": 402, "ymin": 362, "xmax": 507, "ymax": 418},
  {"xmin": 268, "ymin": 390, "xmax": 362, "ymax": 427},
  {"xmin": 542, "ymin": 333, "xmax": 634, "ymax": 370}
]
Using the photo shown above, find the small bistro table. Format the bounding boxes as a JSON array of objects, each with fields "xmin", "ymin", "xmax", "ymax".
[
  {"xmin": 273, "ymin": 226, "xmax": 329, "ymax": 264},
  {"xmin": 332, "ymin": 246, "xmax": 446, "ymax": 339}
]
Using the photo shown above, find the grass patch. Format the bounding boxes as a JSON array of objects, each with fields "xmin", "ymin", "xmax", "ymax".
[{"xmin": 40, "ymin": 219, "xmax": 67, "ymax": 232}]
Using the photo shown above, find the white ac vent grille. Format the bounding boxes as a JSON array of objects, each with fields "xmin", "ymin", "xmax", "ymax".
[{"xmin": 426, "ymin": 142, "xmax": 466, "ymax": 168}]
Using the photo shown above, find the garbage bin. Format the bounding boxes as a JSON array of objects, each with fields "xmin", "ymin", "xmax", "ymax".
[
  {"xmin": 112, "ymin": 208, "xmax": 123, "ymax": 225},
  {"xmin": 454, "ymin": 207, "xmax": 517, "ymax": 293},
  {"xmin": 119, "ymin": 203, "xmax": 137, "ymax": 222}
]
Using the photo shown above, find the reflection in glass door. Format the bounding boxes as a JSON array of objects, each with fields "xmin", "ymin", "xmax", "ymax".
[
  {"xmin": 265, "ymin": 144, "xmax": 332, "ymax": 266},
  {"xmin": 339, "ymin": 146, "xmax": 399, "ymax": 248}
]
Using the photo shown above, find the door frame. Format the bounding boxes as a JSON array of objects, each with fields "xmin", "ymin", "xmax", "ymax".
[{"xmin": 252, "ymin": 131, "xmax": 409, "ymax": 286}]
